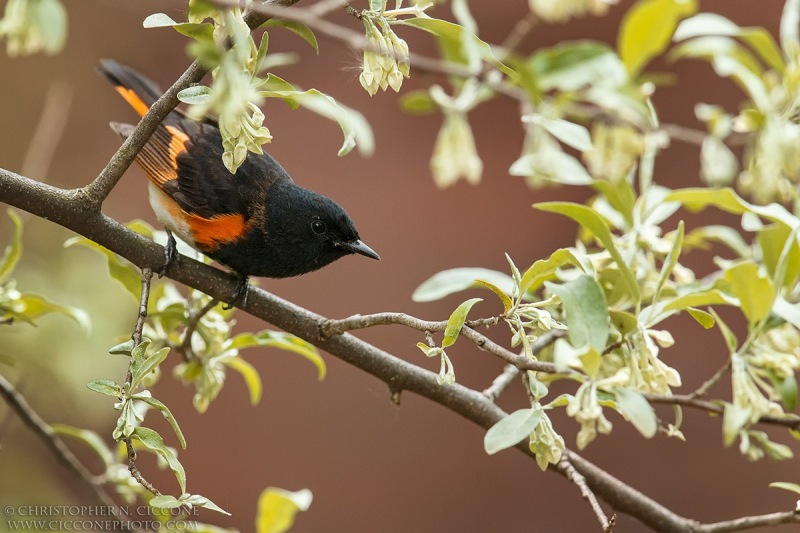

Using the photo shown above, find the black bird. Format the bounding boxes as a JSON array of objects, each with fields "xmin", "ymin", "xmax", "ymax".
[{"xmin": 98, "ymin": 60, "xmax": 379, "ymax": 305}]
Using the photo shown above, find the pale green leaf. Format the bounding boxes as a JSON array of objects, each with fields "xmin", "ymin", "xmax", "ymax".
[
  {"xmin": 412, "ymin": 268, "xmax": 514, "ymax": 302},
  {"xmin": 473, "ymin": 280, "xmax": 512, "ymax": 314},
  {"xmin": 724, "ymin": 261, "xmax": 775, "ymax": 327},
  {"xmin": 710, "ymin": 308, "xmax": 739, "ymax": 353},
  {"xmin": 527, "ymin": 41, "xmax": 628, "ymax": 92},
  {"xmin": 260, "ymin": 89, "xmax": 373, "ymax": 157},
  {"xmin": 231, "ymin": 331, "xmax": 325, "ymax": 380},
  {"xmin": 132, "ymin": 427, "xmax": 186, "ymax": 494},
  {"xmin": 256, "ymin": 487, "xmax": 313, "ymax": 533},
  {"xmin": 615, "ymin": 388, "xmax": 658, "ymax": 438},
  {"xmin": 759, "ymin": 224, "xmax": 800, "ymax": 290},
  {"xmin": 609, "ymin": 309, "xmax": 638, "ymax": 335},
  {"xmin": 687, "ymin": 307, "xmax": 715, "ymax": 328},
  {"xmin": 652, "ymin": 220, "xmax": 684, "ymax": 304},
  {"xmin": 774, "ymin": 296, "xmax": 800, "ymax": 329},
  {"xmin": 130, "ymin": 346, "xmax": 170, "ymax": 391},
  {"xmin": 181, "ymin": 493, "xmax": 231, "ymax": 515},
  {"xmin": 547, "ymin": 275, "xmax": 609, "ymax": 352},
  {"xmin": 682, "ymin": 225, "xmax": 750, "ymax": 257},
  {"xmin": 149, "ymin": 495, "xmax": 183, "ymax": 509},
  {"xmin": 484, "ymin": 408, "xmax": 542, "ymax": 455},
  {"xmin": 51, "ymin": 424, "xmax": 115, "ymax": 467},
  {"xmin": 510, "ymin": 151, "xmax": 594, "ymax": 186},
  {"xmin": 524, "ymin": 115, "xmax": 593, "ymax": 152},
  {"xmin": 135, "ymin": 395, "xmax": 187, "ymax": 450},
  {"xmin": 769, "ymin": 481, "xmax": 800, "ymax": 495},
  {"xmin": 399, "ymin": 90, "xmax": 437, "ymax": 114},
  {"xmin": 11, "ymin": 294, "xmax": 91, "ymax": 333},
  {"xmin": 178, "ymin": 85, "xmax": 212, "ymax": 105},
  {"xmin": 442, "ymin": 298, "xmax": 483, "ymax": 348},
  {"xmin": 618, "ymin": 0, "xmax": 698, "ymax": 75},
  {"xmin": 109, "ymin": 339, "xmax": 135, "ymax": 356},
  {"xmin": 143, "ymin": 13, "xmax": 179, "ymax": 28},
  {"xmin": 781, "ymin": 0, "xmax": 800, "ymax": 59},
  {"xmin": 86, "ymin": 378, "xmax": 122, "ymax": 397},
  {"xmin": 65, "ymin": 237, "xmax": 141, "ymax": 301},
  {"xmin": 670, "ymin": 36, "xmax": 764, "ymax": 76},
  {"xmin": 520, "ymin": 248, "xmax": 584, "ymax": 295},
  {"xmin": 535, "ymin": 202, "xmax": 640, "ymax": 303},
  {"xmin": 224, "ymin": 356, "xmax": 262, "ymax": 406}
]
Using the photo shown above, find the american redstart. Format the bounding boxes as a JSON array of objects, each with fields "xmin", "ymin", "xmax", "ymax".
[{"xmin": 98, "ymin": 60, "xmax": 379, "ymax": 306}]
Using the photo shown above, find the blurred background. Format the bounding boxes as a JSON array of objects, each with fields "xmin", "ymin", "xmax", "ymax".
[{"xmin": 0, "ymin": 0, "xmax": 797, "ymax": 531}]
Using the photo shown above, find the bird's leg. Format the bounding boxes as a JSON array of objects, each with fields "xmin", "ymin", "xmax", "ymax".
[
  {"xmin": 224, "ymin": 274, "xmax": 249, "ymax": 310},
  {"xmin": 159, "ymin": 230, "xmax": 178, "ymax": 277}
]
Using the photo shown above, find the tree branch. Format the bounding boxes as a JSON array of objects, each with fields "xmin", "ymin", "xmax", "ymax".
[
  {"xmin": 321, "ymin": 312, "xmax": 565, "ymax": 373},
  {"xmin": 557, "ymin": 453, "xmax": 615, "ymax": 532},
  {"xmin": 0, "ymin": 372, "xmax": 131, "ymax": 531}
]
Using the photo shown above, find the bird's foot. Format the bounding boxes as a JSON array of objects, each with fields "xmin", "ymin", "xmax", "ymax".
[
  {"xmin": 159, "ymin": 230, "xmax": 178, "ymax": 278},
  {"xmin": 223, "ymin": 274, "xmax": 249, "ymax": 310}
]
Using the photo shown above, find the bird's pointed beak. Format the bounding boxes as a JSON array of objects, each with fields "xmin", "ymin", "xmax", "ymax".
[{"xmin": 339, "ymin": 239, "xmax": 380, "ymax": 260}]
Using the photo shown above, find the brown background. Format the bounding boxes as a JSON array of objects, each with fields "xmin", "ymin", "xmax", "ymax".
[{"xmin": 0, "ymin": 0, "xmax": 797, "ymax": 531}]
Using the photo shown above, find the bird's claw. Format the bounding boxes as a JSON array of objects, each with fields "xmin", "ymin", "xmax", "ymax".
[
  {"xmin": 223, "ymin": 275, "xmax": 249, "ymax": 310},
  {"xmin": 159, "ymin": 230, "xmax": 178, "ymax": 278}
]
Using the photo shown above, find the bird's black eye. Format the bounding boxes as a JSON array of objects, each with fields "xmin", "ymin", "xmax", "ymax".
[{"xmin": 311, "ymin": 220, "xmax": 327, "ymax": 235}]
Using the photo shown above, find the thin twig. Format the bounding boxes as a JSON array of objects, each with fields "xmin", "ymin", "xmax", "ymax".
[
  {"xmin": 558, "ymin": 453, "xmax": 614, "ymax": 532},
  {"xmin": 123, "ymin": 268, "xmax": 160, "ymax": 497},
  {"xmin": 482, "ymin": 364, "xmax": 520, "ymax": 401},
  {"xmin": 0, "ymin": 373, "xmax": 131, "ymax": 530},
  {"xmin": 175, "ymin": 297, "xmax": 220, "ymax": 362},
  {"xmin": 320, "ymin": 312, "xmax": 566, "ymax": 373},
  {"xmin": 694, "ymin": 511, "xmax": 800, "ymax": 532},
  {"xmin": 645, "ymin": 393, "xmax": 800, "ymax": 430},
  {"xmin": 690, "ymin": 359, "xmax": 732, "ymax": 399}
]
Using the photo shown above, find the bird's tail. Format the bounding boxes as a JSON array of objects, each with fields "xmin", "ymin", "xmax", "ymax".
[{"xmin": 97, "ymin": 59, "xmax": 163, "ymax": 118}]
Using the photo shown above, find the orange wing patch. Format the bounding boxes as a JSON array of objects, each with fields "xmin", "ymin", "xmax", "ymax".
[
  {"xmin": 186, "ymin": 212, "xmax": 248, "ymax": 251},
  {"xmin": 114, "ymin": 86, "xmax": 150, "ymax": 117}
]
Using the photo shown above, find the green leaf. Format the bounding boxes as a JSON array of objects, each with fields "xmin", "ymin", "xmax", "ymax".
[
  {"xmin": 395, "ymin": 18, "xmax": 515, "ymax": 78},
  {"xmin": 132, "ymin": 427, "xmax": 186, "ymax": 494},
  {"xmin": 231, "ymin": 331, "xmax": 325, "ymax": 380},
  {"xmin": 261, "ymin": 19, "xmax": 319, "ymax": 53},
  {"xmin": 674, "ymin": 13, "xmax": 785, "ymax": 72},
  {"xmin": 683, "ymin": 225, "xmax": 750, "ymax": 257},
  {"xmin": 724, "ymin": 261, "xmax": 775, "ymax": 327},
  {"xmin": 65, "ymin": 236, "xmax": 141, "ymax": 301},
  {"xmin": 759, "ymin": 224, "xmax": 800, "ymax": 290},
  {"xmin": 670, "ymin": 36, "xmax": 764, "ymax": 76},
  {"xmin": 130, "ymin": 346, "xmax": 170, "ymax": 392},
  {"xmin": 135, "ymin": 395, "xmax": 187, "ymax": 450},
  {"xmin": 473, "ymin": 280, "xmax": 512, "ymax": 314},
  {"xmin": 591, "ymin": 179, "xmax": 637, "ymax": 228},
  {"xmin": 547, "ymin": 275, "xmax": 609, "ymax": 352},
  {"xmin": 520, "ymin": 248, "xmax": 584, "ymax": 295},
  {"xmin": 781, "ymin": 0, "xmax": 800, "ymax": 59},
  {"xmin": 256, "ymin": 487, "xmax": 313, "ymax": 533},
  {"xmin": 687, "ymin": 307, "xmax": 715, "ymax": 328},
  {"xmin": 652, "ymin": 221, "xmax": 684, "ymax": 305},
  {"xmin": 149, "ymin": 495, "xmax": 183, "ymax": 509},
  {"xmin": 618, "ymin": 0, "xmax": 698, "ymax": 75},
  {"xmin": 442, "ymin": 298, "xmax": 483, "ymax": 348},
  {"xmin": 51, "ymin": 424, "xmax": 114, "ymax": 467},
  {"xmin": 777, "ymin": 374, "xmax": 798, "ymax": 412},
  {"xmin": 615, "ymin": 388, "xmax": 658, "ymax": 438},
  {"xmin": 10, "ymin": 294, "xmax": 91, "ymax": 333},
  {"xmin": 524, "ymin": 115, "xmax": 593, "ymax": 152},
  {"xmin": 774, "ymin": 296, "xmax": 800, "ymax": 329},
  {"xmin": 178, "ymin": 85, "xmax": 212, "ymax": 105},
  {"xmin": 259, "ymin": 89, "xmax": 373, "ymax": 157},
  {"xmin": 224, "ymin": 356, "xmax": 263, "ymax": 406},
  {"xmin": 412, "ymin": 268, "xmax": 514, "ymax": 302},
  {"xmin": 527, "ymin": 41, "xmax": 628, "ymax": 92},
  {"xmin": 0, "ymin": 209, "xmax": 23, "ymax": 281},
  {"xmin": 143, "ymin": 13, "xmax": 179, "ymax": 28},
  {"xmin": 769, "ymin": 481, "xmax": 800, "ymax": 495},
  {"xmin": 666, "ymin": 187, "xmax": 748, "ymax": 215},
  {"xmin": 86, "ymin": 378, "xmax": 122, "ymax": 397},
  {"xmin": 510, "ymin": 151, "xmax": 594, "ymax": 186},
  {"xmin": 369, "ymin": 0, "xmax": 386, "ymax": 12},
  {"xmin": 610, "ymin": 309, "xmax": 639, "ymax": 335},
  {"xmin": 484, "ymin": 408, "xmax": 542, "ymax": 455},
  {"xmin": 535, "ymin": 202, "xmax": 640, "ymax": 303},
  {"xmin": 109, "ymin": 339, "xmax": 135, "ymax": 356},
  {"xmin": 181, "ymin": 493, "xmax": 231, "ymax": 515}
]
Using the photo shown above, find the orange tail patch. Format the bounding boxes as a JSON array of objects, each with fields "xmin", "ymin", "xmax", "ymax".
[{"xmin": 114, "ymin": 86, "xmax": 150, "ymax": 117}]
